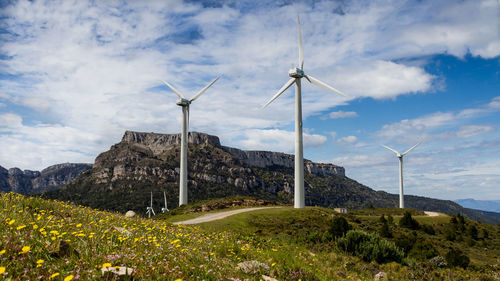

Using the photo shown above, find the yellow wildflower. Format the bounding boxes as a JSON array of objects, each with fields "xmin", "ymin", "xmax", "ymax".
[
  {"xmin": 33, "ymin": 224, "xmax": 38, "ymax": 230},
  {"xmin": 49, "ymin": 273, "xmax": 60, "ymax": 279},
  {"xmin": 8, "ymin": 219, "xmax": 15, "ymax": 225},
  {"xmin": 174, "ymin": 279, "xmax": 182, "ymax": 281},
  {"xmin": 102, "ymin": 263, "xmax": 112, "ymax": 268},
  {"xmin": 272, "ymin": 248, "xmax": 278, "ymax": 252},
  {"xmin": 36, "ymin": 259, "xmax": 44, "ymax": 267},
  {"xmin": 0, "ymin": 267, "xmax": 5, "ymax": 274},
  {"xmin": 16, "ymin": 225, "xmax": 26, "ymax": 230},
  {"xmin": 76, "ymin": 223, "xmax": 82, "ymax": 228},
  {"xmin": 271, "ymin": 263, "xmax": 276, "ymax": 267},
  {"xmin": 64, "ymin": 275, "xmax": 74, "ymax": 281},
  {"xmin": 0, "ymin": 250, "xmax": 5, "ymax": 255},
  {"xmin": 19, "ymin": 246, "xmax": 30, "ymax": 254}
]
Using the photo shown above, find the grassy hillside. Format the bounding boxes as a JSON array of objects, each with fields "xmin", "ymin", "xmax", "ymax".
[{"xmin": 1, "ymin": 193, "xmax": 500, "ymax": 280}]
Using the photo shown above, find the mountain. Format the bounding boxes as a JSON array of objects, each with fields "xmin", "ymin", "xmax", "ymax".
[
  {"xmin": 43, "ymin": 131, "xmax": 500, "ymax": 224},
  {"xmin": 0, "ymin": 163, "xmax": 92, "ymax": 194},
  {"xmin": 455, "ymin": 199, "xmax": 500, "ymax": 213}
]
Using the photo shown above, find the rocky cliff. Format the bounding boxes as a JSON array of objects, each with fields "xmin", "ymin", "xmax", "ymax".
[{"xmin": 0, "ymin": 163, "xmax": 92, "ymax": 194}]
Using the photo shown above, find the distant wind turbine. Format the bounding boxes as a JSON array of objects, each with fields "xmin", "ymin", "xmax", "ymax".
[
  {"xmin": 161, "ymin": 191, "xmax": 169, "ymax": 213},
  {"xmin": 382, "ymin": 142, "xmax": 421, "ymax": 208},
  {"xmin": 262, "ymin": 16, "xmax": 348, "ymax": 209},
  {"xmin": 146, "ymin": 191, "xmax": 155, "ymax": 218},
  {"xmin": 162, "ymin": 76, "xmax": 220, "ymax": 206}
]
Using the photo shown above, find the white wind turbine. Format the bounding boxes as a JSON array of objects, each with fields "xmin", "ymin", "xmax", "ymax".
[
  {"xmin": 382, "ymin": 142, "xmax": 421, "ymax": 209},
  {"xmin": 263, "ymin": 16, "xmax": 348, "ymax": 209},
  {"xmin": 162, "ymin": 77, "xmax": 219, "ymax": 206},
  {"xmin": 161, "ymin": 191, "xmax": 169, "ymax": 213},
  {"xmin": 146, "ymin": 191, "xmax": 155, "ymax": 218}
]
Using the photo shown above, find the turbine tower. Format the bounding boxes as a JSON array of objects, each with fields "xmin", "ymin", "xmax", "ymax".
[
  {"xmin": 263, "ymin": 16, "xmax": 348, "ymax": 209},
  {"xmin": 146, "ymin": 191, "xmax": 155, "ymax": 218},
  {"xmin": 161, "ymin": 191, "xmax": 169, "ymax": 213},
  {"xmin": 162, "ymin": 76, "xmax": 220, "ymax": 206},
  {"xmin": 382, "ymin": 142, "xmax": 421, "ymax": 208}
]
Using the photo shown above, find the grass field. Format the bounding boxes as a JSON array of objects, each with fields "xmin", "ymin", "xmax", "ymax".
[{"xmin": 1, "ymin": 193, "xmax": 499, "ymax": 280}]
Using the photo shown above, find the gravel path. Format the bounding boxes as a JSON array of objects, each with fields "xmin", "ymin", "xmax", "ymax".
[
  {"xmin": 173, "ymin": 207, "xmax": 281, "ymax": 225},
  {"xmin": 424, "ymin": 211, "xmax": 442, "ymax": 217}
]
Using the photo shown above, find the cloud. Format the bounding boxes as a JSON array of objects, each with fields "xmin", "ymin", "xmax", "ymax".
[
  {"xmin": 0, "ymin": 113, "xmax": 23, "ymax": 128},
  {"xmin": 338, "ymin": 135, "xmax": 358, "ymax": 144},
  {"xmin": 377, "ymin": 96, "xmax": 500, "ymax": 142},
  {"xmin": 329, "ymin": 110, "xmax": 358, "ymax": 119},
  {"xmin": 0, "ymin": 0, "xmax": 498, "ymax": 170},
  {"xmin": 237, "ymin": 129, "xmax": 327, "ymax": 153}
]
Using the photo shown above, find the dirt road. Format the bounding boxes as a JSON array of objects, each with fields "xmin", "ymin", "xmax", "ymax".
[{"xmin": 173, "ymin": 207, "xmax": 281, "ymax": 225}]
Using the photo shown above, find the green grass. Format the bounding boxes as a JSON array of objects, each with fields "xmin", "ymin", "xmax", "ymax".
[{"xmin": 1, "ymin": 193, "xmax": 500, "ymax": 280}]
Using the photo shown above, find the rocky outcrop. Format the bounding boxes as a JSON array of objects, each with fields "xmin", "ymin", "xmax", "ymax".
[
  {"xmin": 222, "ymin": 146, "xmax": 345, "ymax": 176},
  {"xmin": 120, "ymin": 131, "xmax": 344, "ymax": 177},
  {"xmin": 0, "ymin": 163, "xmax": 92, "ymax": 194}
]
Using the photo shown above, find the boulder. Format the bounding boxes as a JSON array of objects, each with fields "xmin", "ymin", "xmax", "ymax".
[
  {"xmin": 374, "ymin": 271, "xmax": 387, "ymax": 281},
  {"xmin": 101, "ymin": 266, "xmax": 134, "ymax": 280},
  {"xmin": 125, "ymin": 211, "xmax": 136, "ymax": 218}
]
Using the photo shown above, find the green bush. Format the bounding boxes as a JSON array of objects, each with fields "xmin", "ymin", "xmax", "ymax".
[
  {"xmin": 445, "ymin": 248, "xmax": 470, "ymax": 269},
  {"xmin": 408, "ymin": 240, "xmax": 439, "ymax": 260},
  {"xmin": 394, "ymin": 233, "xmax": 417, "ymax": 254},
  {"xmin": 379, "ymin": 221, "xmax": 392, "ymax": 238},
  {"xmin": 336, "ymin": 230, "xmax": 404, "ymax": 263},
  {"xmin": 328, "ymin": 216, "xmax": 351, "ymax": 239},
  {"xmin": 399, "ymin": 211, "xmax": 420, "ymax": 230}
]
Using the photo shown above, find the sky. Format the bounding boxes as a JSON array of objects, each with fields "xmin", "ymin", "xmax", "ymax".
[{"xmin": 0, "ymin": 0, "xmax": 499, "ymax": 201}]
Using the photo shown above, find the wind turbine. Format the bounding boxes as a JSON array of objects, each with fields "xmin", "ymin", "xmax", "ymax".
[
  {"xmin": 161, "ymin": 191, "xmax": 169, "ymax": 213},
  {"xmin": 162, "ymin": 76, "xmax": 220, "ymax": 206},
  {"xmin": 262, "ymin": 16, "xmax": 348, "ymax": 209},
  {"xmin": 382, "ymin": 142, "xmax": 421, "ymax": 209},
  {"xmin": 146, "ymin": 191, "xmax": 155, "ymax": 218}
]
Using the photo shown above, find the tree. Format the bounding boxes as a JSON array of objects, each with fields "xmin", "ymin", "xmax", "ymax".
[
  {"xmin": 328, "ymin": 216, "xmax": 351, "ymax": 238},
  {"xmin": 379, "ymin": 221, "xmax": 392, "ymax": 238},
  {"xmin": 445, "ymin": 248, "xmax": 470, "ymax": 269},
  {"xmin": 399, "ymin": 211, "xmax": 420, "ymax": 230}
]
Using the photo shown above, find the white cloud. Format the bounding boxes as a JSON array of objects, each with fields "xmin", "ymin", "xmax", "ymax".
[
  {"xmin": 237, "ymin": 129, "xmax": 327, "ymax": 153},
  {"xmin": 329, "ymin": 110, "xmax": 358, "ymax": 119},
  {"xmin": 0, "ymin": 113, "xmax": 23, "ymax": 128},
  {"xmin": 0, "ymin": 0, "xmax": 498, "ymax": 172},
  {"xmin": 338, "ymin": 135, "xmax": 358, "ymax": 144}
]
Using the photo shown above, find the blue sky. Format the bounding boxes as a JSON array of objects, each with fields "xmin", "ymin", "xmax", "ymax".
[{"xmin": 0, "ymin": 0, "xmax": 499, "ymax": 200}]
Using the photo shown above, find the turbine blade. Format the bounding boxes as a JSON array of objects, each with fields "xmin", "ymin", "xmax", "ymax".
[
  {"xmin": 262, "ymin": 78, "xmax": 296, "ymax": 108},
  {"xmin": 164, "ymin": 191, "xmax": 167, "ymax": 207},
  {"xmin": 306, "ymin": 75, "xmax": 348, "ymax": 97},
  {"xmin": 297, "ymin": 15, "xmax": 304, "ymax": 70},
  {"xmin": 162, "ymin": 80, "xmax": 185, "ymax": 99},
  {"xmin": 382, "ymin": 145, "xmax": 400, "ymax": 155},
  {"xmin": 402, "ymin": 141, "xmax": 421, "ymax": 156},
  {"xmin": 190, "ymin": 76, "xmax": 220, "ymax": 102}
]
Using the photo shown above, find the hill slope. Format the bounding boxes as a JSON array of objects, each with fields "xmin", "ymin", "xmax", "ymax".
[
  {"xmin": 44, "ymin": 131, "xmax": 500, "ymax": 224},
  {"xmin": 2, "ymin": 193, "xmax": 499, "ymax": 280}
]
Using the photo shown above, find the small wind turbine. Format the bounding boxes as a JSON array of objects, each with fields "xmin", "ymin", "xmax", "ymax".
[
  {"xmin": 382, "ymin": 142, "xmax": 421, "ymax": 209},
  {"xmin": 162, "ymin": 76, "xmax": 220, "ymax": 206},
  {"xmin": 161, "ymin": 191, "xmax": 169, "ymax": 213},
  {"xmin": 262, "ymin": 16, "xmax": 348, "ymax": 209},
  {"xmin": 146, "ymin": 191, "xmax": 155, "ymax": 218}
]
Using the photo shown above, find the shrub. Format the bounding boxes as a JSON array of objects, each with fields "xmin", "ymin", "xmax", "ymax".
[
  {"xmin": 379, "ymin": 215, "xmax": 387, "ymax": 223},
  {"xmin": 421, "ymin": 224, "xmax": 436, "ymax": 235},
  {"xmin": 408, "ymin": 240, "xmax": 439, "ymax": 260},
  {"xmin": 394, "ymin": 233, "xmax": 416, "ymax": 254},
  {"xmin": 328, "ymin": 216, "xmax": 351, "ymax": 239},
  {"xmin": 445, "ymin": 248, "xmax": 470, "ymax": 269},
  {"xmin": 379, "ymin": 221, "xmax": 392, "ymax": 238},
  {"xmin": 399, "ymin": 211, "xmax": 420, "ymax": 230},
  {"xmin": 468, "ymin": 225, "xmax": 478, "ymax": 240},
  {"xmin": 336, "ymin": 230, "xmax": 404, "ymax": 263}
]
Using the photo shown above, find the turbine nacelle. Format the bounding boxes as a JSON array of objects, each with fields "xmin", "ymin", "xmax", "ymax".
[
  {"xmin": 176, "ymin": 98, "xmax": 190, "ymax": 106},
  {"xmin": 289, "ymin": 67, "xmax": 304, "ymax": 78}
]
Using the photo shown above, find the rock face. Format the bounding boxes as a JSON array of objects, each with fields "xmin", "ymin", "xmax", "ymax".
[{"xmin": 0, "ymin": 163, "xmax": 92, "ymax": 194}]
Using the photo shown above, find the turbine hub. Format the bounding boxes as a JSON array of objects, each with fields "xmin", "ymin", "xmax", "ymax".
[
  {"xmin": 288, "ymin": 67, "xmax": 304, "ymax": 78},
  {"xmin": 176, "ymin": 98, "xmax": 190, "ymax": 106}
]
